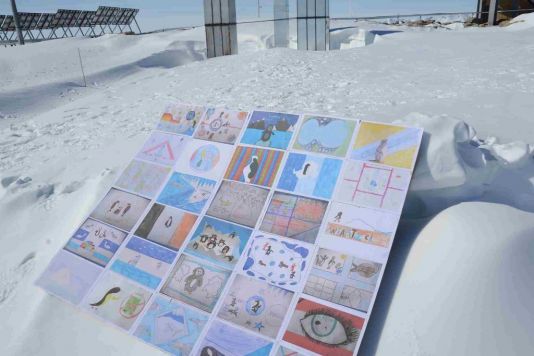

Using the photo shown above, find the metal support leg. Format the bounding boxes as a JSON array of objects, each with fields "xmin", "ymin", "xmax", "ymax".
[
  {"xmin": 488, "ymin": 0, "xmax": 499, "ymax": 25},
  {"xmin": 476, "ymin": 0, "xmax": 483, "ymax": 20},
  {"xmin": 134, "ymin": 18, "xmax": 141, "ymax": 33},
  {"xmin": 274, "ymin": 0, "xmax": 289, "ymax": 47},
  {"xmin": 297, "ymin": 0, "xmax": 330, "ymax": 51},
  {"xmin": 204, "ymin": 0, "xmax": 238, "ymax": 58}
]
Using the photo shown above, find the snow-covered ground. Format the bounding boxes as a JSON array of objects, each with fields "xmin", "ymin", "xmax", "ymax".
[{"xmin": 1, "ymin": 15, "xmax": 534, "ymax": 356}]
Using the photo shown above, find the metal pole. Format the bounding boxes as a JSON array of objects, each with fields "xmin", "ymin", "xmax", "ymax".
[
  {"xmin": 10, "ymin": 0, "xmax": 24, "ymax": 45},
  {"xmin": 488, "ymin": 0, "xmax": 499, "ymax": 25},
  {"xmin": 77, "ymin": 48, "xmax": 87, "ymax": 87}
]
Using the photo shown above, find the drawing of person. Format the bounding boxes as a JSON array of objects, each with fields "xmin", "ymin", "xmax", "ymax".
[
  {"xmin": 327, "ymin": 256, "xmax": 336, "ymax": 269},
  {"xmin": 113, "ymin": 204, "xmax": 122, "ymax": 215},
  {"xmin": 121, "ymin": 203, "xmax": 131, "ymax": 217},
  {"xmin": 108, "ymin": 200, "xmax": 120, "ymax": 212},
  {"xmin": 334, "ymin": 211, "xmax": 343, "ymax": 222},
  {"xmin": 316, "ymin": 254, "xmax": 328, "ymax": 266}
]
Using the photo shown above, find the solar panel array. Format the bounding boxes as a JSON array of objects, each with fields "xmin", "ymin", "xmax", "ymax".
[{"xmin": 0, "ymin": 6, "xmax": 140, "ymax": 43}]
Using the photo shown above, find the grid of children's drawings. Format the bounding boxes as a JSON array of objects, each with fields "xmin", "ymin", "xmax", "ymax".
[{"xmin": 37, "ymin": 104, "xmax": 423, "ymax": 356}]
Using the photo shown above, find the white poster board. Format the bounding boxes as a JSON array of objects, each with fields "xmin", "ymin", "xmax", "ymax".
[{"xmin": 37, "ymin": 103, "xmax": 423, "ymax": 355}]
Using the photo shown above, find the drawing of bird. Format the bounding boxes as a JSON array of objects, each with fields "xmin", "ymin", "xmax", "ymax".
[{"xmin": 243, "ymin": 155, "xmax": 259, "ymax": 183}]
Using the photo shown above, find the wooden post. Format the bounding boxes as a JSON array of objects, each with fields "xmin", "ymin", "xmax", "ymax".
[
  {"xmin": 297, "ymin": 0, "xmax": 330, "ymax": 51},
  {"xmin": 204, "ymin": 0, "xmax": 237, "ymax": 58},
  {"xmin": 488, "ymin": 0, "xmax": 499, "ymax": 25},
  {"xmin": 274, "ymin": 0, "xmax": 289, "ymax": 47}
]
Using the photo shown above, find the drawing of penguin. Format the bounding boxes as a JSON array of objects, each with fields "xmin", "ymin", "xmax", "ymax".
[
  {"xmin": 242, "ymin": 155, "xmax": 259, "ymax": 183},
  {"xmin": 184, "ymin": 267, "xmax": 205, "ymax": 294},
  {"xmin": 293, "ymin": 160, "xmax": 319, "ymax": 180},
  {"xmin": 256, "ymin": 125, "xmax": 275, "ymax": 147}
]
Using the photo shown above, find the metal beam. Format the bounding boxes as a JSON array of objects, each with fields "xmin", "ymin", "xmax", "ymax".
[
  {"xmin": 297, "ymin": 0, "xmax": 330, "ymax": 51},
  {"xmin": 476, "ymin": 0, "xmax": 484, "ymax": 19},
  {"xmin": 488, "ymin": 0, "xmax": 499, "ymax": 25},
  {"xmin": 204, "ymin": 0, "xmax": 238, "ymax": 58},
  {"xmin": 10, "ymin": 0, "xmax": 24, "ymax": 44},
  {"xmin": 274, "ymin": 0, "xmax": 289, "ymax": 47}
]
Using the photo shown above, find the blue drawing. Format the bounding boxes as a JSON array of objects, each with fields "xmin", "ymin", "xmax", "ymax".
[
  {"xmin": 241, "ymin": 111, "xmax": 299, "ymax": 150},
  {"xmin": 294, "ymin": 117, "xmax": 355, "ymax": 156},
  {"xmin": 189, "ymin": 144, "xmax": 220, "ymax": 173},
  {"xmin": 110, "ymin": 237, "xmax": 177, "ymax": 289},
  {"xmin": 157, "ymin": 172, "xmax": 216, "ymax": 214},
  {"xmin": 185, "ymin": 216, "xmax": 252, "ymax": 269},
  {"xmin": 277, "ymin": 153, "xmax": 342, "ymax": 199},
  {"xmin": 242, "ymin": 235, "xmax": 310, "ymax": 289},
  {"xmin": 133, "ymin": 295, "xmax": 208, "ymax": 355},
  {"xmin": 198, "ymin": 320, "xmax": 273, "ymax": 356}
]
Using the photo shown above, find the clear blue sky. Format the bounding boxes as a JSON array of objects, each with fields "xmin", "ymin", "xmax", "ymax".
[{"xmin": 1, "ymin": 1, "xmax": 478, "ymax": 31}]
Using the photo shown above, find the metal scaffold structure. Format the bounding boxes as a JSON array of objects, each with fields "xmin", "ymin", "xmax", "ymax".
[{"xmin": 1, "ymin": 6, "xmax": 141, "ymax": 44}]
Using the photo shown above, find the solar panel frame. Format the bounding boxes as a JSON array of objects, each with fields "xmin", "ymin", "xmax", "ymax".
[
  {"xmin": 114, "ymin": 8, "xmax": 129, "ymax": 25},
  {"xmin": 49, "ymin": 11, "xmax": 62, "ymax": 29},
  {"xmin": 29, "ymin": 13, "xmax": 42, "ymax": 31},
  {"xmin": 109, "ymin": 7, "xmax": 124, "ymax": 26},
  {"xmin": 121, "ymin": 9, "xmax": 139, "ymax": 26},
  {"xmin": 0, "ymin": 15, "xmax": 5, "ymax": 40},
  {"xmin": 101, "ymin": 6, "xmax": 120, "ymax": 26},
  {"xmin": 76, "ymin": 10, "xmax": 94, "ymax": 27},
  {"xmin": 36, "ymin": 13, "xmax": 55, "ymax": 30},
  {"xmin": 55, "ymin": 9, "xmax": 79, "ymax": 28},
  {"xmin": 1, "ymin": 15, "xmax": 15, "ymax": 32},
  {"xmin": 91, "ymin": 6, "xmax": 108, "ymax": 26},
  {"xmin": 18, "ymin": 12, "xmax": 41, "ymax": 31}
]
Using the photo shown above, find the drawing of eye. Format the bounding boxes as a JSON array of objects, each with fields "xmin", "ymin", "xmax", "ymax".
[{"xmin": 300, "ymin": 309, "xmax": 359, "ymax": 346}]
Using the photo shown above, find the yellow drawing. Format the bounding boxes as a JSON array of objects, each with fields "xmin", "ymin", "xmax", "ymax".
[{"xmin": 351, "ymin": 122, "xmax": 422, "ymax": 170}]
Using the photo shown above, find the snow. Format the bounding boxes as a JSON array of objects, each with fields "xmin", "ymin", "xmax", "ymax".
[
  {"xmin": 1, "ymin": 19, "xmax": 533, "ymax": 356},
  {"xmin": 505, "ymin": 12, "xmax": 534, "ymax": 31},
  {"xmin": 373, "ymin": 202, "xmax": 534, "ymax": 355}
]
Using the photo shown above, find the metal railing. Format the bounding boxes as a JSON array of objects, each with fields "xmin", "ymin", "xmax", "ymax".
[{"xmin": 332, "ymin": 7, "xmax": 534, "ymax": 23}]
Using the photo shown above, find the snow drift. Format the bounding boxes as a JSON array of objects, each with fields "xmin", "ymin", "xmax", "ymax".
[{"xmin": 1, "ymin": 17, "xmax": 534, "ymax": 356}]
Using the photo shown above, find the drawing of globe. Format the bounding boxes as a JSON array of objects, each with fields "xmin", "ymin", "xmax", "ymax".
[{"xmin": 190, "ymin": 145, "xmax": 220, "ymax": 172}]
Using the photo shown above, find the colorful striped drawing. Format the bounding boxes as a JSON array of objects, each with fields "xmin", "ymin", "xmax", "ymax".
[{"xmin": 224, "ymin": 146, "xmax": 284, "ymax": 188}]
